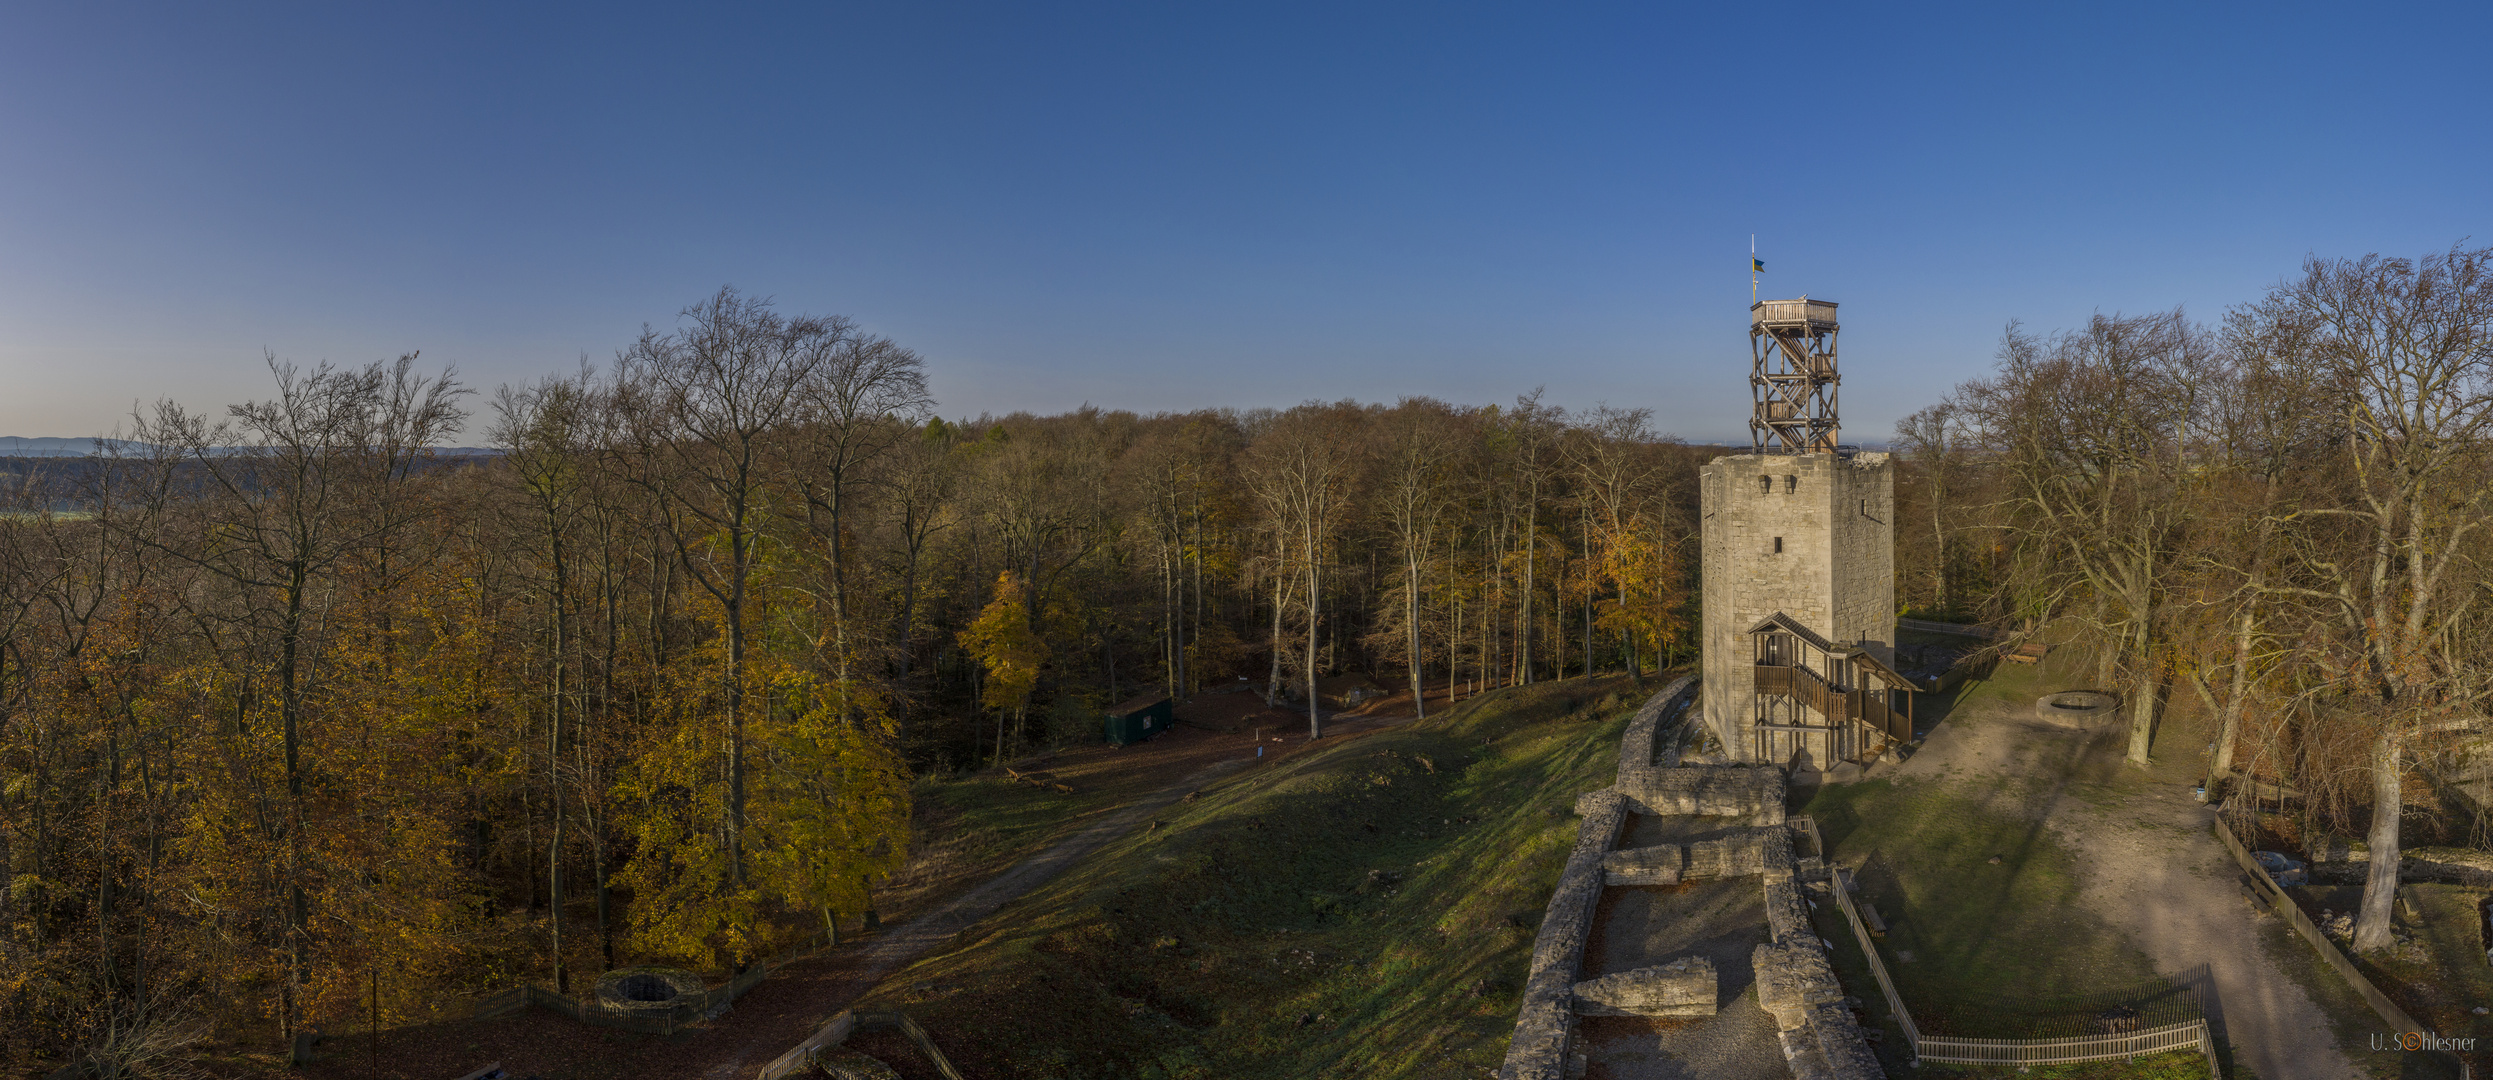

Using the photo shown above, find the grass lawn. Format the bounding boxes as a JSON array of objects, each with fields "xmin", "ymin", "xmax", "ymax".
[
  {"xmin": 842, "ymin": 673, "xmax": 1659, "ymax": 1079},
  {"xmin": 1798, "ymin": 641, "xmax": 2194, "ymax": 1077},
  {"xmin": 1803, "ymin": 775, "xmax": 2166, "ymax": 1037}
]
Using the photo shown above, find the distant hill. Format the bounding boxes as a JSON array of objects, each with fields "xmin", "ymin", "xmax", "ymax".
[
  {"xmin": 0, "ymin": 437, "xmax": 498, "ymax": 458},
  {"xmin": 0, "ymin": 437, "xmax": 140, "ymax": 457}
]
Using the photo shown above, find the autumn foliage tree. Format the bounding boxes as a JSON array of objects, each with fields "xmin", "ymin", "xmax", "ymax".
[{"xmin": 0, "ymin": 289, "xmax": 1709, "ymax": 1074}]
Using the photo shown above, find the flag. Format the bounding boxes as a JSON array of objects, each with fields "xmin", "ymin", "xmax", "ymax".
[{"xmin": 1752, "ymin": 257, "xmax": 1765, "ymax": 273}]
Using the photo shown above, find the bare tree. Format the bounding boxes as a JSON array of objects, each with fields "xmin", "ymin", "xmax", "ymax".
[
  {"xmin": 1371, "ymin": 399, "xmax": 1465, "ymax": 716},
  {"xmin": 617, "ymin": 288, "xmax": 826, "ymax": 895},
  {"xmin": 123, "ymin": 354, "xmax": 466, "ymax": 1041},
  {"xmin": 2242, "ymin": 245, "xmax": 2493, "ymax": 951},
  {"xmin": 791, "ymin": 331, "xmax": 933, "ymax": 709},
  {"xmin": 1962, "ymin": 311, "xmax": 2216, "ymax": 765},
  {"xmin": 1245, "ymin": 404, "xmax": 1361, "ymax": 737}
]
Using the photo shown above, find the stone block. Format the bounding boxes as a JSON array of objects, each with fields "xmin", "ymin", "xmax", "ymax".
[
  {"xmin": 1752, "ymin": 770, "xmax": 1789, "ymax": 826},
  {"xmin": 1776, "ymin": 1025, "xmax": 1838, "ymax": 1080},
  {"xmin": 1621, "ymin": 766, "xmax": 1782, "ymax": 819},
  {"xmin": 1752, "ymin": 941, "xmax": 1845, "ymax": 1031},
  {"xmin": 1760, "ymin": 826, "xmax": 1794, "ymax": 882},
  {"xmin": 1683, "ymin": 835, "xmax": 1742, "ymax": 879},
  {"xmin": 1572, "ymin": 787, "xmax": 1612, "ymax": 818},
  {"xmin": 1764, "ymin": 879, "xmax": 1811, "ymax": 943},
  {"xmin": 1569, "ymin": 956, "xmax": 1716, "ymax": 1017},
  {"xmin": 1600, "ymin": 845, "xmax": 1683, "ymax": 886},
  {"xmin": 1807, "ymin": 1001, "xmax": 1886, "ymax": 1080},
  {"xmin": 1685, "ymin": 828, "xmax": 1777, "ymax": 879}
]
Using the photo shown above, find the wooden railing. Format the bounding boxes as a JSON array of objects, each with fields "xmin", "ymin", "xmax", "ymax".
[
  {"xmin": 1755, "ymin": 662, "xmax": 1852, "ymax": 724},
  {"xmin": 1795, "ymin": 817, "xmax": 1920, "ymax": 1051},
  {"xmin": 756, "ymin": 1010, "xmax": 966, "ymax": 1080},
  {"xmin": 1757, "ymin": 664, "xmax": 1912, "ymax": 744},
  {"xmin": 2212, "ymin": 812, "xmax": 2471, "ymax": 1079},
  {"xmin": 1796, "ymin": 815, "xmax": 2225, "ymax": 1078}
]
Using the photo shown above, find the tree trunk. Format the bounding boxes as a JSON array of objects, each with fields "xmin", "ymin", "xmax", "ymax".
[
  {"xmin": 2124, "ymin": 645, "xmax": 2155, "ymax": 766},
  {"xmin": 1266, "ymin": 549, "xmax": 1285, "ymax": 707},
  {"xmin": 1520, "ymin": 501, "xmax": 1535, "ymax": 684},
  {"xmin": 2215, "ymin": 607, "xmax": 2253, "ymax": 779},
  {"xmin": 1191, "ymin": 497, "xmax": 1204, "ymax": 697},
  {"xmin": 1305, "ymin": 520, "xmax": 1322, "ymax": 739},
  {"xmin": 2353, "ymin": 728, "xmax": 2403, "ymax": 952},
  {"xmin": 1407, "ymin": 550, "xmax": 1424, "ymax": 719}
]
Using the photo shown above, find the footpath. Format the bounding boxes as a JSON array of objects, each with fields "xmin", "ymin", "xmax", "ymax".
[
  {"xmin": 306, "ymin": 725, "xmax": 1279, "ymax": 1080},
  {"xmin": 696, "ymin": 755, "xmax": 1252, "ymax": 1078},
  {"xmin": 1873, "ymin": 684, "xmax": 2364, "ymax": 1079}
]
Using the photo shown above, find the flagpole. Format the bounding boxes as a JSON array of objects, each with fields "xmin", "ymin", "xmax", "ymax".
[{"xmin": 1745, "ymin": 233, "xmax": 1765, "ymax": 303}]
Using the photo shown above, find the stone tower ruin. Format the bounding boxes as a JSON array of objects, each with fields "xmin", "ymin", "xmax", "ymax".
[{"xmin": 1698, "ymin": 298, "xmax": 1909, "ymax": 766}]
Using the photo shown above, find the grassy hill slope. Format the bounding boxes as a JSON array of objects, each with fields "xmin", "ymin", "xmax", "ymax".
[{"xmin": 845, "ymin": 674, "xmax": 1660, "ymax": 1079}]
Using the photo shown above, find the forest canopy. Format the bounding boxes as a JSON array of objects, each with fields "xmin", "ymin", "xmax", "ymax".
[{"xmin": 0, "ymin": 288, "xmax": 1708, "ymax": 1071}]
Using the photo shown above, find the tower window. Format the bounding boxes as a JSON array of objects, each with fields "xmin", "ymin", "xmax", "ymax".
[
  {"xmin": 1759, "ymin": 475, "xmax": 1772, "ymax": 494},
  {"xmin": 1784, "ymin": 475, "xmax": 1798, "ymax": 493},
  {"xmin": 1773, "ymin": 536, "xmax": 1784, "ymax": 554}
]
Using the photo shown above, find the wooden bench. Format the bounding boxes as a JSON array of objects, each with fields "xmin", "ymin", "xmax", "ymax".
[{"xmin": 2002, "ymin": 642, "xmax": 2048, "ymax": 665}]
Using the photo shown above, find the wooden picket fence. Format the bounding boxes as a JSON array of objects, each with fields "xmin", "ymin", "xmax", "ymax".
[
  {"xmin": 2212, "ymin": 809, "xmax": 2473, "ymax": 1080},
  {"xmin": 1795, "ymin": 816, "xmax": 2225, "ymax": 1078}
]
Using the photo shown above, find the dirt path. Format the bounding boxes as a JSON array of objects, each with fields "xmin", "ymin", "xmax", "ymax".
[
  {"xmin": 1880, "ymin": 693, "xmax": 2362, "ymax": 1080},
  {"xmin": 692, "ymin": 754, "xmax": 1254, "ymax": 1078},
  {"xmin": 309, "ymin": 736, "xmax": 1268, "ymax": 1080}
]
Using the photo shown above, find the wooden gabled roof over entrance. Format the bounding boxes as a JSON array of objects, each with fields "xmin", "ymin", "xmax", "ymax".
[
  {"xmin": 1745, "ymin": 611, "xmax": 1836, "ymax": 653},
  {"xmin": 1745, "ymin": 611, "xmax": 1916, "ymax": 692}
]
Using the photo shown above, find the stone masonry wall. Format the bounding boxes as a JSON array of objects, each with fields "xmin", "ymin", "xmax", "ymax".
[
  {"xmin": 1698, "ymin": 452, "xmax": 1896, "ymax": 761},
  {"xmin": 1499, "ymin": 787, "xmax": 1632, "ymax": 1080},
  {"xmin": 1570, "ymin": 956, "xmax": 1717, "ymax": 1018}
]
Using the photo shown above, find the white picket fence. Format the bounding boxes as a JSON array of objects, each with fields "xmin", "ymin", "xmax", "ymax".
[{"xmin": 1916, "ymin": 1022, "xmax": 2214, "ymax": 1067}]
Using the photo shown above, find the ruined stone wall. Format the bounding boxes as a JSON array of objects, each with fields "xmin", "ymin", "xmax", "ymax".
[
  {"xmin": 1498, "ymin": 671, "xmax": 1879, "ymax": 1080},
  {"xmin": 1499, "ymin": 675, "xmax": 1696, "ymax": 1080},
  {"xmin": 1500, "ymin": 788, "xmax": 1632, "ymax": 1080}
]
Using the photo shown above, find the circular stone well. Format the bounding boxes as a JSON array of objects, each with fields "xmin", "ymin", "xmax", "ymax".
[
  {"xmin": 593, "ymin": 967, "xmax": 706, "ymax": 1012},
  {"xmin": 2034, "ymin": 691, "xmax": 2120, "ymax": 727}
]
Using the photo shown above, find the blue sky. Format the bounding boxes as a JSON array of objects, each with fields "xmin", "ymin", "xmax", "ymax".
[{"xmin": 3, "ymin": 2, "xmax": 2486, "ymax": 444}]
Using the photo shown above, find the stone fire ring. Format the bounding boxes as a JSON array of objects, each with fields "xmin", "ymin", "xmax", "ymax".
[
  {"xmin": 2035, "ymin": 691, "xmax": 2120, "ymax": 726},
  {"xmin": 593, "ymin": 966, "xmax": 707, "ymax": 1012}
]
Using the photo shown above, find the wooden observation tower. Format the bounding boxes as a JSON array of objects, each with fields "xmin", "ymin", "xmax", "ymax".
[{"xmin": 1748, "ymin": 297, "xmax": 1841, "ymax": 454}]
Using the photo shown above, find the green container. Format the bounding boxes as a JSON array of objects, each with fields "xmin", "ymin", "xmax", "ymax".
[{"xmin": 1103, "ymin": 693, "xmax": 1175, "ymax": 746}]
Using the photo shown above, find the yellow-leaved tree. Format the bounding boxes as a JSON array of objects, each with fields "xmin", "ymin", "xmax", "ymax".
[
  {"xmin": 748, "ymin": 673, "xmax": 911, "ymax": 947},
  {"xmin": 957, "ymin": 572, "xmax": 1045, "ymax": 765},
  {"xmin": 1596, "ymin": 513, "xmax": 1691, "ymax": 672},
  {"xmin": 613, "ymin": 628, "xmax": 769, "ymax": 969}
]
